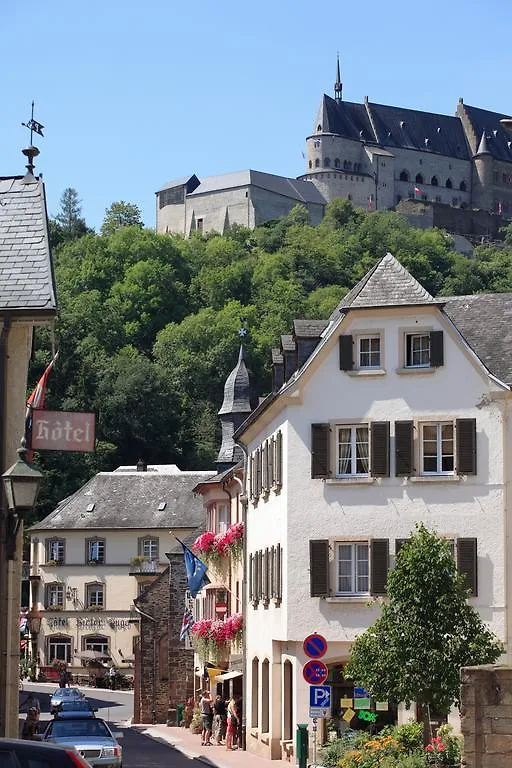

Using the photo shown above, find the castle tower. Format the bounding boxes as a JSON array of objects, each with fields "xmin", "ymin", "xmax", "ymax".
[
  {"xmin": 216, "ymin": 345, "xmax": 256, "ymax": 472},
  {"xmin": 334, "ymin": 54, "xmax": 342, "ymax": 104},
  {"xmin": 472, "ymin": 130, "xmax": 494, "ymax": 211}
]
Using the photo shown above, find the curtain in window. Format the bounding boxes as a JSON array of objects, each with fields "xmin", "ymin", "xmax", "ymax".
[
  {"xmin": 337, "ymin": 544, "xmax": 352, "ymax": 593},
  {"xmin": 338, "ymin": 428, "xmax": 351, "ymax": 474},
  {"xmin": 356, "ymin": 427, "xmax": 369, "ymax": 473}
]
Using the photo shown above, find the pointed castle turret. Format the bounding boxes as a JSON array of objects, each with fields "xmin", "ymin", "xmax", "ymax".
[
  {"xmin": 216, "ymin": 345, "xmax": 256, "ymax": 472},
  {"xmin": 334, "ymin": 54, "xmax": 342, "ymax": 104}
]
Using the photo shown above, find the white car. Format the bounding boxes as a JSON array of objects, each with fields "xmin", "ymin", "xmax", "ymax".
[
  {"xmin": 43, "ymin": 716, "xmax": 122, "ymax": 768},
  {"xmin": 50, "ymin": 687, "xmax": 85, "ymax": 714}
]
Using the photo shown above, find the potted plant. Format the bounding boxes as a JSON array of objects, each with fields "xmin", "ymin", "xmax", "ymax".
[{"xmin": 130, "ymin": 555, "xmax": 146, "ymax": 570}]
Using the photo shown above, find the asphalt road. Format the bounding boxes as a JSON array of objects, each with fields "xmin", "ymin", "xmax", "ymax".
[{"xmin": 18, "ymin": 682, "xmax": 193, "ymax": 767}]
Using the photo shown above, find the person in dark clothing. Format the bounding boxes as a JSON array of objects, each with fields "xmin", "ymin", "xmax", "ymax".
[
  {"xmin": 235, "ymin": 696, "xmax": 243, "ymax": 749},
  {"xmin": 213, "ymin": 695, "xmax": 227, "ymax": 744}
]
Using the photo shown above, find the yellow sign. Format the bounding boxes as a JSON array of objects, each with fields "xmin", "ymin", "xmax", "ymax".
[
  {"xmin": 207, "ymin": 668, "xmax": 224, "ymax": 681},
  {"xmin": 340, "ymin": 698, "xmax": 353, "ymax": 708},
  {"xmin": 343, "ymin": 708, "xmax": 356, "ymax": 723}
]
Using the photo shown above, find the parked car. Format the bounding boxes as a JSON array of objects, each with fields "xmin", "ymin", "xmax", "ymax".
[
  {"xmin": 0, "ymin": 737, "xmax": 91, "ymax": 767},
  {"xmin": 54, "ymin": 700, "xmax": 98, "ymax": 718},
  {"xmin": 50, "ymin": 688, "xmax": 85, "ymax": 714},
  {"xmin": 43, "ymin": 716, "xmax": 122, "ymax": 768}
]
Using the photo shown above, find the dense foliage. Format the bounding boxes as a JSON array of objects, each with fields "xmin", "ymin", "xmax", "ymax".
[
  {"xmin": 345, "ymin": 525, "xmax": 503, "ymax": 716},
  {"xmin": 30, "ymin": 197, "xmax": 512, "ymax": 519}
]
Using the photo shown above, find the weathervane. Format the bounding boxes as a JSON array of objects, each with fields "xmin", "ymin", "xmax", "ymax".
[
  {"xmin": 21, "ymin": 101, "xmax": 44, "ymax": 145},
  {"xmin": 238, "ymin": 327, "xmax": 247, "ymax": 337}
]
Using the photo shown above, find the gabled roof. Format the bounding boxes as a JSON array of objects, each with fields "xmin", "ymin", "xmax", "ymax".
[
  {"xmin": 157, "ymin": 174, "xmax": 200, "ymax": 193},
  {"xmin": 330, "ymin": 253, "xmax": 434, "ymax": 316},
  {"xmin": 462, "ymin": 104, "xmax": 512, "ymax": 163},
  {"xmin": 293, "ymin": 319, "xmax": 329, "ymax": 338},
  {"xmin": 29, "ymin": 468, "xmax": 215, "ymax": 531},
  {"xmin": 0, "ymin": 176, "xmax": 56, "ymax": 313},
  {"xmin": 443, "ymin": 293, "xmax": 512, "ymax": 386},
  {"xmin": 187, "ymin": 170, "xmax": 326, "ymax": 205}
]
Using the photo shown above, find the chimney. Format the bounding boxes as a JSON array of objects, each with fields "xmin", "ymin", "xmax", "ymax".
[{"xmin": 136, "ymin": 458, "xmax": 147, "ymax": 472}]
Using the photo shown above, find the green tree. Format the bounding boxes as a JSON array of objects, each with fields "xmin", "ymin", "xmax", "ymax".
[
  {"xmin": 101, "ymin": 201, "xmax": 143, "ymax": 236},
  {"xmin": 51, "ymin": 187, "xmax": 90, "ymax": 247},
  {"xmin": 345, "ymin": 524, "xmax": 502, "ymax": 723}
]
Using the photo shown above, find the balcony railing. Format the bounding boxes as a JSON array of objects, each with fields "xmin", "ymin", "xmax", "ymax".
[{"xmin": 129, "ymin": 558, "xmax": 158, "ymax": 575}]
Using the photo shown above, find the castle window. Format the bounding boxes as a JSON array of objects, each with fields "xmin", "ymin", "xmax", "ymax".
[
  {"xmin": 335, "ymin": 158, "xmax": 340, "ymax": 168},
  {"xmin": 315, "ymin": 159, "xmax": 320, "ymax": 168},
  {"xmin": 446, "ymin": 178, "xmax": 453, "ymax": 189},
  {"xmin": 348, "ymin": 194, "xmax": 352, "ymax": 201},
  {"xmin": 415, "ymin": 174, "xmax": 424, "ymax": 184},
  {"xmin": 431, "ymin": 176, "xmax": 438, "ymax": 186},
  {"xmin": 503, "ymin": 174, "xmax": 508, "ymax": 184},
  {"xmin": 324, "ymin": 158, "xmax": 330, "ymax": 167},
  {"xmin": 343, "ymin": 160, "xmax": 348, "ymax": 170},
  {"xmin": 308, "ymin": 160, "xmax": 312, "ymax": 169},
  {"xmin": 196, "ymin": 218, "xmax": 203, "ymax": 232},
  {"xmin": 399, "ymin": 170, "xmax": 410, "ymax": 182},
  {"xmin": 346, "ymin": 161, "xmax": 352, "ymax": 170},
  {"xmin": 435, "ymin": 196, "xmax": 442, "ymax": 203},
  {"xmin": 460, "ymin": 180, "xmax": 467, "ymax": 192},
  {"xmin": 317, "ymin": 124, "xmax": 322, "ymax": 133}
]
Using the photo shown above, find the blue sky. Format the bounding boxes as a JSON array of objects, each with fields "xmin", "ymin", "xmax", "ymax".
[{"xmin": 2, "ymin": 0, "xmax": 511, "ymax": 231}]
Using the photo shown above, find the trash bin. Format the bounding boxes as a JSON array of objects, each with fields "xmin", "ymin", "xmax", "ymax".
[
  {"xmin": 296, "ymin": 723, "xmax": 308, "ymax": 768},
  {"xmin": 176, "ymin": 703, "xmax": 184, "ymax": 726}
]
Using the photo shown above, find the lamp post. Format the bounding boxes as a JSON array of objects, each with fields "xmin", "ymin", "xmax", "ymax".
[
  {"xmin": 2, "ymin": 442, "xmax": 42, "ymax": 559},
  {"xmin": 27, "ymin": 606, "xmax": 42, "ymax": 679}
]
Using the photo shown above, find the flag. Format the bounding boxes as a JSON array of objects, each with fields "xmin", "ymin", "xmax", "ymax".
[
  {"xmin": 180, "ymin": 608, "xmax": 195, "ymax": 642},
  {"xmin": 414, "ymin": 186, "xmax": 423, "ymax": 196},
  {"xmin": 25, "ymin": 351, "xmax": 58, "ymax": 459},
  {"xmin": 177, "ymin": 538, "xmax": 210, "ymax": 597},
  {"xmin": 27, "ymin": 118, "xmax": 44, "ymax": 137},
  {"xmin": 498, "ymin": 201, "xmax": 503, "ymax": 215}
]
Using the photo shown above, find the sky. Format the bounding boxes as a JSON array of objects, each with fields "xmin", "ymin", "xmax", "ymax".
[{"xmin": 2, "ymin": 0, "xmax": 512, "ymax": 231}]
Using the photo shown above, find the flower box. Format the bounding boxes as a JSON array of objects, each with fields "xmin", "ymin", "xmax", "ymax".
[
  {"xmin": 191, "ymin": 613, "xmax": 243, "ymax": 662},
  {"xmin": 192, "ymin": 523, "xmax": 244, "ymax": 565}
]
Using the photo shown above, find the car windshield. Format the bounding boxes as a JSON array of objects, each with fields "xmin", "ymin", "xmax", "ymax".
[
  {"xmin": 48, "ymin": 719, "xmax": 111, "ymax": 738},
  {"xmin": 59, "ymin": 701, "xmax": 92, "ymax": 711},
  {"xmin": 53, "ymin": 688, "xmax": 81, "ymax": 699}
]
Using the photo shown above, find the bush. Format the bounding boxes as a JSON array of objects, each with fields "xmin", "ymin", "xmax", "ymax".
[
  {"xmin": 426, "ymin": 724, "xmax": 463, "ymax": 766},
  {"xmin": 320, "ymin": 729, "xmax": 369, "ymax": 767},
  {"xmin": 382, "ymin": 755, "xmax": 428, "ymax": 768},
  {"xmin": 381, "ymin": 721, "xmax": 424, "ymax": 754}
]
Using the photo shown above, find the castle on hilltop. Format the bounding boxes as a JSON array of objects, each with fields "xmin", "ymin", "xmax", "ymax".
[
  {"xmin": 298, "ymin": 60, "xmax": 512, "ymax": 218},
  {"xmin": 156, "ymin": 64, "xmax": 512, "ymax": 237}
]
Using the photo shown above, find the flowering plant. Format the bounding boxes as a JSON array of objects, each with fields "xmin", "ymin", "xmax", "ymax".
[
  {"xmin": 192, "ymin": 523, "xmax": 244, "ymax": 565},
  {"xmin": 191, "ymin": 613, "xmax": 244, "ymax": 661},
  {"xmin": 425, "ymin": 725, "xmax": 463, "ymax": 766}
]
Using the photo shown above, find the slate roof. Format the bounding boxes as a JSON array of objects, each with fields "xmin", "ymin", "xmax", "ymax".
[
  {"xmin": 271, "ymin": 348, "xmax": 283, "ymax": 364},
  {"xmin": 218, "ymin": 346, "xmax": 254, "ymax": 415},
  {"xmin": 0, "ymin": 176, "xmax": 56, "ymax": 313},
  {"xmin": 293, "ymin": 319, "xmax": 329, "ymax": 337},
  {"xmin": 330, "ymin": 253, "xmax": 434, "ymax": 317},
  {"xmin": 188, "ymin": 170, "xmax": 326, "ymax": 205},
  {"xmin": 157, "ymin": 174, "xmax": 200, "ymax": 193},
  {"xmin": 29, "ymin": 469, "xmax": 215, "ymax": 531},
  {"xmin": 193, "ymin": 462, "xmax": 243, "ymax": 493},
  {"xmin": 281, "ymin": 334, "xmax": 296, "ymax": 351},
  {"xmin": 443, "ymin": 293, "xmax": 512, "ymax": 385},
  {"xmin": 463, "ymin": 104, "xmax": 512, "ymax": 163}
]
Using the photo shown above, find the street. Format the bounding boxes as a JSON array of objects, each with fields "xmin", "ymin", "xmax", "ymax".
[{"xmin": 18, "ymin": 682, "xmax": 193, "ymax": 767}]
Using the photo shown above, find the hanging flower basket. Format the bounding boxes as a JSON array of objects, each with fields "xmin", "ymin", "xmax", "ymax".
[
  {"xmin": 191, "ymin": 614, "xmax": 244, "ymax": 662},
  {"xmin": 192, "ymin": 523, "xmax": 244, "ymax": 565}
]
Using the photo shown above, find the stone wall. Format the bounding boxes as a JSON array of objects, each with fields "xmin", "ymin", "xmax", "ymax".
[
  {"xmin": 460, "ymin": 665, "xmax": 512, "ymax": 768},
  {"xmin": 133, "ymin": 555, "xmax": 194, "ymax": 723}
]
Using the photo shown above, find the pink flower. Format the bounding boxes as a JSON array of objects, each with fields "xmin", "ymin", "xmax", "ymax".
[
  {"xmin": 193, "ymin": 531, "xmax": 216, "ymax": 554},
  {"xmin": 214, "ymin": 532, "xmax": 229, "ymax": 555},
  {"xmin": 426, "ymin": 745, "xmax": 433, "ymax": 752}
]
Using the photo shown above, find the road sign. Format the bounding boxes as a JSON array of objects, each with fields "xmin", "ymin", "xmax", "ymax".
[
  {"xmin": 303, "ymin": 633, "xmax": 328, "ymax": 659},
  {"xmin": 303, "ymin": 660, "xmax": 328, "ymax": 685},
  {"xmin": 309, "ymin": 685, "xmax": 331, "ymax": 710}
]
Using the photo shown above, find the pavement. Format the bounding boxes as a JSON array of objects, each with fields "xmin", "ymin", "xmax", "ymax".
[{"xmin": 132, "ymin": 723, "xmax": 293, "ymax": 768}]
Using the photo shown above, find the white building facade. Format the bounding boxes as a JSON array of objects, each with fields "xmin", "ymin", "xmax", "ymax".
[{"xmin": 236, "ymin": 254, "xmax": 512, "ymax": 760}]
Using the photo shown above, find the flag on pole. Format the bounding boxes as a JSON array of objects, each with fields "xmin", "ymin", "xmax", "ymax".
[
  {"xmin": 177, "ymin": 538, "xmax": 210, "ymax": 597},
  {"xmin": 498, "ymin": 201, "xmax": 503, "ymax": 215},
  {"xmin": 414, "ymin": 186, "xmax": 423, "ymax": 196},
  {"xmin": 180, "ymin": 608, "xmax": 195, "ymax": 642},
  {"xmin": 25, "ymin": 351, "xmax": 59, "ymax": 459}
]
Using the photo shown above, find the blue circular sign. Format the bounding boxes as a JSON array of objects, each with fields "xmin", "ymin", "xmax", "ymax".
[{"xmin": 303, "ymin": 633, "xmax": 328, "ymax": 659}]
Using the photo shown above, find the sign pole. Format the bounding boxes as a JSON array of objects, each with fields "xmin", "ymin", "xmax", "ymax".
[{"xmin": 312, "ymin": 717, "xmax": 317, "ymax": 768}]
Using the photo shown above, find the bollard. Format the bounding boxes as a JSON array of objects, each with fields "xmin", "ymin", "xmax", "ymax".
[{"xmin": 296, "ymin": 723, "xmax": 309, "ymax": 768}]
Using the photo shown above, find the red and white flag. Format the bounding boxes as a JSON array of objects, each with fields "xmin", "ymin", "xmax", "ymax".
[
  {"xmin": 414, "ymin": 186, "xmax": 423, "ymax": 196},
  {"xmin": 25, "ymin": 351, "xmax": 59, "ymax": 459}
]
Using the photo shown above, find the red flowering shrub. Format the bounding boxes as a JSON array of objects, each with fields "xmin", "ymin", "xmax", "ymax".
[
  {"xmin": 191, "ymin": 614, "xmax": 244, "ymax": 661},
  {"xmin": 192, "ymin": 523, "xmax": 244, "ymax": 564}
]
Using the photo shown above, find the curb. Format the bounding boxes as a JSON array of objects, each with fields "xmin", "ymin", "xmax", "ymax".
[{"xmin": 134, "ymin": 725, "xmax": 232, "ymax": 768}]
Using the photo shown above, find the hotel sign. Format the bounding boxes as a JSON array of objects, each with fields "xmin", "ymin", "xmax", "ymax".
[{"xmin": 31, "ymin": 410, "xmax": 95, "ymax": 452}]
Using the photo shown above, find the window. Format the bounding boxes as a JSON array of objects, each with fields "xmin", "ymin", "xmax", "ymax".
[
  {"xmin": 421, "ymin": 423, "xmax": 454, "ymax": 474},
  {"xmin": 431, "ymin": 176, "xmax": 438, "ymax": 186},
  {"xmin": 336, "ymin": 543, "xmax": 369, "ymax": 594},
  {"xmin": 446, "ymin": 178, "xmax": 453, "ymax": 189},
  {"xmin": 196, "ymin": 218, "xmax": 203, "ymax": 232},
  {"xmin": 86, "ymin": 538, "xmax": 105, "ymax": 564},
  {"xmin": 45, "ymin": 538, "xmax": 65, "ymax": 564},
  {"xmin": 358, "ymin": 335, "xmax": 381, "ymax": 369},
  {"xmin": 460, "ymin": 180, "xmax": 467, "ymax": 192},
  {"xmin": 308, "ymin": 160, "xmax": 312, "ymax": 169},
  {"xmin": 140, "ymin": 537, "xmax": 159, "ymax": 560},
  {"xmin": 45, "ymin": 582, "xmax": 63, "ymax": 608},
  {"xmin": 334, "ymin": 158, "xmax": 340, "ymax": 168},
  {"xmin": 415, "ymin": 173, "xmax": 424, "ymax": 184},
  {"xmin": 217, "ymin": 503, "xmax": 229, "ymax": 534},
  {"xmin": 405, "ymin": 333, "xmax": 430, "ymax": 368},
  {"xmin": 47, "ymin": 635, "xmax": 71, "ymax": 663},
  {"xmin": 324, "ymin": 157, "xmax": 330, "ymax": 167},
  {"xmin": 83, "ymin": 635, "xmax": 109, "ymax": 655},
  {"xmin": 86, "ymin": 582, "xmax": 105, "ymax": 609},
  {"xmin": 399, "ymin": 170, "xmax": 410, "ymax": 182},
  {"xmin": 315, "ymin": 158, "xmax": 320, "ymax": 168},
  {"xmin": 336, "ymin": 425, "xmax": 369, "ymax": 476}
]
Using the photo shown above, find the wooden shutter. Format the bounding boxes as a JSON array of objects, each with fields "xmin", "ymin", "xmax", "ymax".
[
  {"xmin": 262, "ymin": 442, "xmax": 269, "ymax": 492},
  {"xmin": 263, "ymin": 548, "xmax": 270, "ymax": 603},
  {"xmin": 339, "ymin": 335, "xmax": 353, "ymax": 371},
  {"xmin": 371, "ymin": 421, "xmax": 390, "ymax": 477},
  {"xmin": 137, "ymin": 536, "xmax": 144, "ymax": 556},
  {"xmin": 270, "ymin": 546, "xmax": 275, "ymax": 598},
  {"xmin": 249, "ymin": 553, "xmax": 254, "ymax": 601},
  {"xmin": 255, "ymin": 448, "xmax": 261, "ymax": 498},
  {"xmin": 310, "ymin": 540, "xmax": 329, "ymax": 597},
  {"xmin": 268, "ymin": 438, "xmax": 274, "ymax": 488},
  {"xmin": 457, "ymin": 538, "xmax": 478, "ymax": 596},
  {"xmin": 276, "ymin": 543, "xmax": 282, "ymax": 600},
  {"xmin": 395, "ymin": 421, "xmax": 414, "ymax": 476},
  {"xmin": 370, "ymin": 539, "xmax": 389, "ymax": 595},
  {"xmin": 275, "ymin": 431, "xmax": 282, "ymax": 487},
  {"xmin": 456, "ymin": 418, "xmax": 477, "ymax": 475},
  {"xmin": 311, "ymin": 424, "xmax": 330, "ymax": 479},
  {"xmin": 429, "ymin": 330, "xmax": 444, "ymax": 367},
  {"xmin": 250, "ymin": 455, "xmax": 255, "ymax": 500},
  {"xmin": 258, "ymin": 551, "xmax": 263, "ymax": 601}
]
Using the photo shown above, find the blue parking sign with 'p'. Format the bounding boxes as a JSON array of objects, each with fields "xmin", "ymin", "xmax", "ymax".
[{"xmin": 309, "ymin": 685, "xmax": 331, "ymax": 709}]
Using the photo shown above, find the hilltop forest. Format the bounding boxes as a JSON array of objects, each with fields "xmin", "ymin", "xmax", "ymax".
[{"xmin": 30, "ymin": 191, "xmax": 512, "ymax": 521}]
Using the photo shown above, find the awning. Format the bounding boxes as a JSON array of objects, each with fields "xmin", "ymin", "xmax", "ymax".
[{"xmin": 215, "ymin": 670, "xmax": 243, "ymax": 682}]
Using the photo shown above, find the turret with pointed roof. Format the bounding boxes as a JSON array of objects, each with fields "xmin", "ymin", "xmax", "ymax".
[
  {"xmin": 216, "ymin": 345, "xmax": 257, "ymax": 471},
  {"xmin": 334, "ymin": 54, "xmax": 342, "ymax": 104}
]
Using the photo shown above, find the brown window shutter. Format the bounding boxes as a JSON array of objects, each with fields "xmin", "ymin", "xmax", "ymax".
[
  {"xmin": 339, "ymin": 335, "xmax": 353, "ymax": 371},
  {"xmin": 262, "ymin": 442, "xmax": 269, "ymax": 491},
  {"xmin": 249, "ymin": 554, "xmax": 253, "ymax": 601},
  {"xmin": 275, "ymin": 431, "xmax": 282, "ymax": 487},
  {"xmin": 456, "ymin": 418, "xmax": 477, "ymax": 475},
  {"xmin": 85, "ymin": 538, "xmax": 91, "ymax": 563},
  {"xmin": 311, "ymin": 424, "xmax": 330, "ymax": 479},
  {"xmin": 395, "ymin": 421, "xmax": 414, "ymax": 476},
  {"xmin": 429, "ymin": 330, "xmax": 444, "ymax": 367},
  {"xmin": 457, "ymin": 538, "xmax": 478, "ymax": 596},
  {"xmin": 371, "ymin": 421, "xmax": 390, "ymax": 477},
  {"xmin": 370, "ymin": 539, "xmax": 389, "ymax": 595},
  {"xmin": 310, "ymin": 540, "xmax": 329, "ymax": 597},
  {"xmin": 270, "ymin": 546, "xmax": 275, "ymax": 598},
  {"xmin": 263, "ymin": 548, "xmax": 269, "ymax": 602},
  {"xmin": 258, "ymin": 551, "xmax": 263, "ymax": 600},
  {"xmin": 268, "ymin": 438, "xmax": 275, "ymax": 488},
  {"xmin": 276, "ymin": 543, "xmax": 282, "ymax": 600}
]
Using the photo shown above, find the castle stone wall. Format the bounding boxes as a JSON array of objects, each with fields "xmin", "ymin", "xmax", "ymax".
[{"xmin": 461, "ymin": 665, "xmax": 512, "ymax": 768}]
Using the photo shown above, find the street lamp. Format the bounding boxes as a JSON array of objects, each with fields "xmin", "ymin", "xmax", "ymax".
[
  {"xmin": 27, "ymin": 606, "xmax": 42, "ymax": 678},
  {"xmin": 2, "ymin": 442, "xmax": 42, "ymax": 559}
]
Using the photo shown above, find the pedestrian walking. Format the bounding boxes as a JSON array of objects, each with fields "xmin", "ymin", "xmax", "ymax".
[
  {"xmin": 21, "ymin": 708, "xmax": 39, "ymax": 740},
  {"xmin": 213, "ymin": 695, "xmax": 227, "ymax": 745},
  {"xmin": 109, "ymin": 665, "xmax": 117, "ymax": 690},
  {"xmin": 199, "ymin": 690, "xmax": 213, "ymax": 746},
  {"xmin": 226, "ymin": 696, "xmax": 238, "ymax": 750}
]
